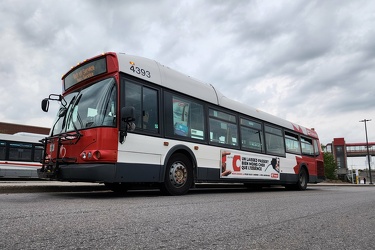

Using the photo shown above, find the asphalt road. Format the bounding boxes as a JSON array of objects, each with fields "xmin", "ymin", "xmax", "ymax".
[{"xmin": 0, "ymin": 184, "xmax": 374, "ymax": 250}]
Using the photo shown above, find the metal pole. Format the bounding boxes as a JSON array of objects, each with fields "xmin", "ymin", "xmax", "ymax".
[{"xmin": 359, "ymin": 119, "xmax": 373, "ymax": 184}]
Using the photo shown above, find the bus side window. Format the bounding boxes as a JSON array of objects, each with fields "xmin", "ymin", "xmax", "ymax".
[
  {"xmin": 173, "ymin": 98, "xmax": 190, "ymax": 136},
  {"xmin": 313, "ymin": 139, "xmax": 320, "ymax": 156},
  {"xmin": 143, "ymin": 87, "xmax": 159, "ymax": 133},
  {"xmin": 265, "ymin": 125, "xmax": 285, "ymax": 155},
  {"xmin": 301, "ymin": 137, "xmax": 314, "ymax": 156},
  {"xmin": 189, "ymin": 102, "xmax": 205, "ymax": 140},
  {"xmin": 209, "ymin": 119, "xmax": 225, "ymax": 143},
  {"xmin": 0, "ymin": 141, "xmax": 5, "ymax": 160},
  {"xmin": 209, "ymin": 109, "xmax": 238, "ymax": 147},
  {"xmin": 169, "ymin": 96, "xmax": 205, "ymax": 140},
  {"xmin": 240, "ymin": 118, "xmax": 264, "ymax": 153},
  {"xmin": 124, "ymin": 80, "xmax": 159, "ymax": 133},
  {"xmin": 9, "ymin": 143, "xmax": 33, "ymax": 161},
  {"xmin": 285, "ymin": 132, "xmax": 301, "ymax": 154},
  {"xmin": 34, "ymin": 145, "xmax": 44, "ymax": 162},
  {"xmin": 125, "ymin": 81, "xmax": 142, "ymax": 129}
]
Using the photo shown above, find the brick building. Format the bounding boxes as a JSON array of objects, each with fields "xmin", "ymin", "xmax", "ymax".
[{"xmin": 0, "ymin": 122, "xmax": 50, "ymax": 135}]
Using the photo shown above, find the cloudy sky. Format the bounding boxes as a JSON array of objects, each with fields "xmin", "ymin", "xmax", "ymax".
[{"xmin": 1, "ymin": 0, "xmax": 375, "ymax": 166}]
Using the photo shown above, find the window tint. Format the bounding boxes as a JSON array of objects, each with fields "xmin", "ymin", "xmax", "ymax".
[
  {"xmin": 124, "ymin": 80, "xmax": 159, "ymax": 133},
  {"xmin": 125, "ymin": 81, "xmax": 142, "ymax": 128},
  {"xmin": 171, "ymin": 97, "xmax": 205, "ymax": 140},
  {"xmin": 209, "ymin": 109, "xmax": 236, "ymax": 122},
  {"xmin": 265, "ymin": 125, "xmax": 285, "ymax": 155},
  {"xmin": 9, "ymin": 143, "xmax": 33, "ymax": 161},
  {"xmin": 265, "ymin": 126, "xmax": 282, "ymax": 136},
  {"xmin": 209, "ymin": 109, "xmax": 238, "ymax": 146},
  {"xmin": 34, "ymin": 145, "xmax": 44, "ymax": 162},
  {"xmin": 313, "ymin": 139, "xmax": 320, "ymax": 156},
  {"xmin": 240, "ymin": 118, "xmax": 263, "ymax": 152},
  {"xmin": 285, "ymin": 132, "xmax": 300, "ymax": 154},
  {"xmin": 301, "ymin": 137, "xmax": 314, "ymax": 156},
  {"xmin": 143, "ymin": 88, "xmax": 158, "ymax": 132},
  {"xmin": 0, "ymin": 141, "xmax": 5, "ymax": 160},
  {"xmin": 0, "ymin": 140, "xmax": 43, "ymax": 162}
]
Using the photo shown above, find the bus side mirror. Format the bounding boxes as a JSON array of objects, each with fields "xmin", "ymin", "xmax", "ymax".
[
  {"xmin": 119, "ymin": 106, "xmax": 136, "ymax": 143},
  {"xmin": 41, "ymin": 98, "xmax": 49, "ymax": 112},
  {"xmin": 121, "ymin": 106, "xmax": 136, "ymax": 123}
]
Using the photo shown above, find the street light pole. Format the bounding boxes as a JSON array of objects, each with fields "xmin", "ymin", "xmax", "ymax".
[{"xmin": 359, "ymin": 119, "xmax": 373, "ymax": 184}]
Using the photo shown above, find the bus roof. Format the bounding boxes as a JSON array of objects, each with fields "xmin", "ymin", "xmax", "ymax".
[
  {"xmin": 0, "ymin": 133, "xmax": 47, "ymax": 143},
  {"xmin": 116, "ymin": 52, "xmax": 318, "ymax": 139}
]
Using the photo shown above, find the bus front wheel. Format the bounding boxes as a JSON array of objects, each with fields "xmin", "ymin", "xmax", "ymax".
[{"xmin": 161, "ymin": 153, "xmax": 193, "ymax": 196}]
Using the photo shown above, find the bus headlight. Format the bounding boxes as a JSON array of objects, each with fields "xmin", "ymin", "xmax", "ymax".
[
  {"xmin": 93, "ymin": 150, "xmax": 101, "ymax": 160},
  {"xmin": 80, "ymin": 151, "xmax": 101, "ymax": 160}
]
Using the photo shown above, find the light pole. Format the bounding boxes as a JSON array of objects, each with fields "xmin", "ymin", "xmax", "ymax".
[{"xmin": 359, "ymin": 119, "xmax": 373, "ymax": 184}]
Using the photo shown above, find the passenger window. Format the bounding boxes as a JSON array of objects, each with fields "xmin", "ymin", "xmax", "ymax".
[
  {"xmin": 171, "ymin": 96, "xmax": 205, "ymax": 140},
  {"xmin": 313, "ymin": 139, "xmax": 320, "ymax": 156},
  {"xmin": 301, "ymin": 137, "xmax": 314, "ymax": 156},
  {"xmin": 209, "ymin": 109, "xmax": 238, "ymax": 146},
  {"xmin": 0, "ymin": 141, "xmax": 5, "ymax": 160},
  {"xmin": 285, "ymin": 132, "xmax": 300, "ymax": 154},
  {"xmin": 9, "ymin": 142, "xmax": 33, "ymax": 161},
  {"xmin": 124, "ymin": 80, "xmax": 159, "ymax": 133},
  {"xmin": 143, "ymin": 88, "xmax": 158, "ymax": 132},
  {"xmin": 265, "ymin": 125, "xmax": 285, "ymax": 155},
  {"xmin": 125, "ymin": 81, "xmax": 142, "ymax": 128},
  {"xmin": 240, "ymin": 118, "xmax": 264, "ymax": 152},
  {"xmin": 34, "ymin": 145, "xmax": 44, "ymax": 162}
]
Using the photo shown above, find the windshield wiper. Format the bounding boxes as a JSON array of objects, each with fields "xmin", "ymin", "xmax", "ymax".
[
  {"xmin": 65, "ymin": 94, "xmax": 82, "ymax": 136},
  {"xmin": 50, "ymin": 95, "xmax": 68, "ymax": 136}
]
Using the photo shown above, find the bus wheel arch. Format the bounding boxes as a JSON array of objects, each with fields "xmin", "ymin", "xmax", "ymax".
[
  {"xmin": 286, "ymin": 165, "xmax": 309, "ymax": 191},
  {"xmin": 297, "ymin": 165, "xmax": 309, "ymax": 190},
  {"xmin": 161, "ymin": 146, "xmax": 196, "ymax": 195}
]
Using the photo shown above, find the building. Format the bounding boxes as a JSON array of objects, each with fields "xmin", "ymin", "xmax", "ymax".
[
  {"xmin": 0, "ymin": 122, "xmax": 50, "ymax": 135},
  {"xmin": 326, "ymin": 138, "xmax": 375, "ymax": 181}
]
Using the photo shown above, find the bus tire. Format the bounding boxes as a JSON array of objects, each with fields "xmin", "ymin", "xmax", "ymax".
[
  {"xmin": 286, "ymin": 167, "xmax": 308, "ymax": 191},
  {"xmin": 105, "ymin": 183, "xmax": 129, "ymax": 193},
  {"xmin": 161, "ymin": 153, "xmax": 193, "ymax": 196}
]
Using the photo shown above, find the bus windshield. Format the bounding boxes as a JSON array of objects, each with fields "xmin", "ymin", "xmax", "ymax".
[{"xmin": 51, "ymin": 78, "xmax": 117, "ymax": 135}]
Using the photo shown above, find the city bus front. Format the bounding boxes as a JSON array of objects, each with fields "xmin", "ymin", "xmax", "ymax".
[{"xmin": 38, "ymin": 53, "xmax": 132, "ymax": 182}]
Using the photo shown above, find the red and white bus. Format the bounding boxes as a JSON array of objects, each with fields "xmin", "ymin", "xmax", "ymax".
[
  {"xmin": 39, "ymin": 52, "xmax": 325, "ymax": 195},
  {"xmin": 0, "ymin": 133, "xmax": 45, "ymax": 178}
]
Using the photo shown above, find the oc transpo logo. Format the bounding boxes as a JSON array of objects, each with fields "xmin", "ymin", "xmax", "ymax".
[{"xmin": 59, "ymin": 145, "xmax": 66, "ymax": 158}]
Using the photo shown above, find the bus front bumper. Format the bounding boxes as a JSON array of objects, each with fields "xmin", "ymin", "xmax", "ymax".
[{"xmin": 37, "ymin": 163, "xmax": 116, "ymax": 182}]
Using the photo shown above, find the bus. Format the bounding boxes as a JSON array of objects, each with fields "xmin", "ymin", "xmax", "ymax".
[
  {"xmin": 39, "ymin": 52, "xmax": 325, "ymax": 195},
  {"xmin": 0, "ymin": 133, "xmax": 46, "ymax": 178}
]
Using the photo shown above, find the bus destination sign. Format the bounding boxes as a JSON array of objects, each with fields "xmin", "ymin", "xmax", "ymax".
[{"xmin": 63, "ymin": 57, "xmax": 107, "ymax": 90}]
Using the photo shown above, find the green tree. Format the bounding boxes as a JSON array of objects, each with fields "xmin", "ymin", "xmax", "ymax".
[{"xmin": 323, "ymin": 151, "xmax": 337, "ymax": 180}]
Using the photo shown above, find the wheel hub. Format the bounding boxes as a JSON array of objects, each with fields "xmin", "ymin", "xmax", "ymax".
[{"xmin": 169, "ymin": 162, "xmax": 187, "ymax": 187}]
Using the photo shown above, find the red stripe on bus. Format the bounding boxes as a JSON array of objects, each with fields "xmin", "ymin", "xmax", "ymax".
[{"xmin": 0, "ymin": 161, "xmax": 41, "ymax": 168}]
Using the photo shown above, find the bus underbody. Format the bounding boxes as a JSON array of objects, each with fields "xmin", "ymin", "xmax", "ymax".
[{"xmin": 38, "ymin": 159, "xmax": 324, "ymax": 194}]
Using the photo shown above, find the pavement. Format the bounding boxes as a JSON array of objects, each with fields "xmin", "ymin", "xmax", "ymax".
[
  {"xmin": 0, "ymin": 179, "xmax": 108, "ymax": 193},
  {"xmin": 0, "ymin": 179, "xmax": 373, "ymax": 193}
]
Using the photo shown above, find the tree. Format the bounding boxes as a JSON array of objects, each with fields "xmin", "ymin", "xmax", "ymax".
[{"xmin": 323, "ymin": 151, "xmax": 337, "ymax": 180}]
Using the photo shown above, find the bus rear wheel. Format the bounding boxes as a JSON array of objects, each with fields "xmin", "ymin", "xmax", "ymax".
[
  {"xmin": 161, "ymin": 153, "xmax": 193, "ymax": 196},
  {"xmin": 286, "ymin": 167, "xmax": 308, "ymax": 191}
]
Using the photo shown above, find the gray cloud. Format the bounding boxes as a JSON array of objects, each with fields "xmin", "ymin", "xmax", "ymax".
[{"xmin": 1, "ymin": 0, "xmax": 375, "ymax": 149}]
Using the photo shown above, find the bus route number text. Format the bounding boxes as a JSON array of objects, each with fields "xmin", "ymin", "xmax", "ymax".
[{"xmin": 130, "ymin": 65, "xmax": 151, "ymax": 78}]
